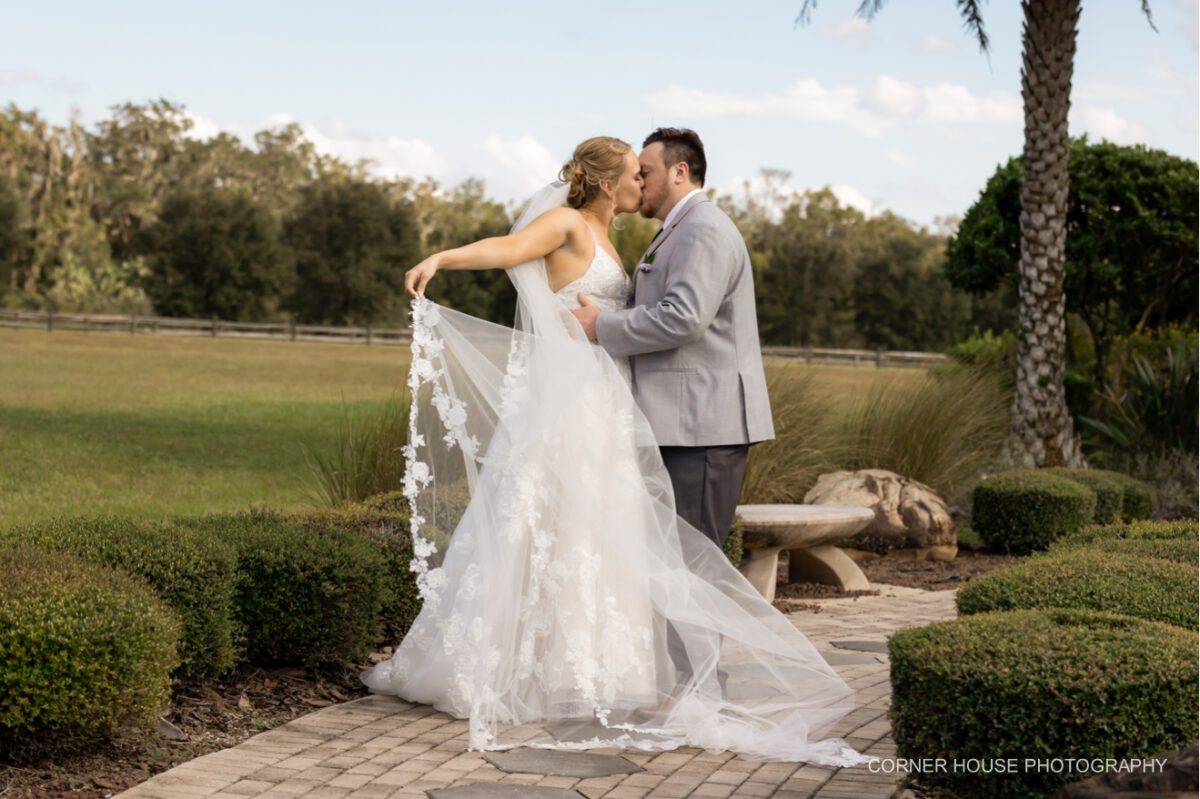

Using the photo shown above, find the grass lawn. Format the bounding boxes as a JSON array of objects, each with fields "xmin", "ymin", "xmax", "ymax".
[{"xmin": 0, "ymin": 327, "xmax": 923, "ymax": 527}]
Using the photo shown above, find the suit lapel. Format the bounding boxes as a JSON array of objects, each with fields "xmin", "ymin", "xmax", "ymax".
[{"xmin": 642, "ymin": 193, "xmax": 708, "ymax": 262}]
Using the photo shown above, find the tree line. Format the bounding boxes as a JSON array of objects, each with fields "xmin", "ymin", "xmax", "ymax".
[{"xmin": 0, "ymin": 100, "xmax": 1193, "ymax": 357}]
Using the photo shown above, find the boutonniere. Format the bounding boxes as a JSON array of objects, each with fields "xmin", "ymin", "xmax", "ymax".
[{"xmin": 637, "ymin": 252, "xmax": 656, "ymax": 273}]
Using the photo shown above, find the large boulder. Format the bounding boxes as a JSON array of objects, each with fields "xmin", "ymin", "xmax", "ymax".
[{"xmin": 803, "ymin": 469, "xmax": 955, "ymax": 560}]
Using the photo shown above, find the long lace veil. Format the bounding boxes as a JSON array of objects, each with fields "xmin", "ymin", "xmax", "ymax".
[{"xmin": 372, "ymin": 181, "xmax": 870, "ymax": 765}]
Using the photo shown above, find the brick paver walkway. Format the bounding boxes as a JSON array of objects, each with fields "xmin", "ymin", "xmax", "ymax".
[{"xmin": 117, "ymin": 584, "xmax": 957, "ymax": 799}]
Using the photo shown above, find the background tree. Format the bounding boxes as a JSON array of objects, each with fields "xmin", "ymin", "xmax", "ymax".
[
  {"xmin": 88, "ymin": 100, "xmax": 193, "ymax": 263},
  {"xmin": 946, "ymin": 139, "xmax": 1198, "ymax": 386},
  {"xmin": 853, "ymin": 212, "xmax": 971, "ymax": 351},
  {"xmin": 403, "ymin": 178, "xmax": 516, "ymax": 323},
  {"xmin": 0, "ymin": 175, "xmax": 27, "ymax": 295},
  {"xmin": 284, "ymin": 176, "xmax": 419, "ymax": 325},
  {"xmin": 758, "ymin": 189, "xmax": 862, "ymax": 346},
  {"xmin": 139, "ymin": 186, "xmax": 290, "ymax": 321},
  {"xmin": 799, "ymin": 0, "xmax": 1157, "ymax": 467}
]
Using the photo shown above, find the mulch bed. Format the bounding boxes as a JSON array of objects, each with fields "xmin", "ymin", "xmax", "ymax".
[
  {"xmin": 2, "ymin": 547, "xmax": 1023, "ymax": 799},
  {"xmin": 770, "ymin": 546, "xmax": 1022, "ymax": 612},
  {"xmin": 0, "ymin": 661, "xmax": 373, "ymax": 799}
]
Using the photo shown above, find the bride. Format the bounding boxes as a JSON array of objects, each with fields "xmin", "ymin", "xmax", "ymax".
[{"xmin": 360, "ymin": 136, "xmax": 870, "ymax": 766}]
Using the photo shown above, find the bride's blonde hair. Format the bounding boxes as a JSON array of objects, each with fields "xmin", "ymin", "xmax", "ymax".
[{"xmin": 559, "ymin": 136, "xmax": 631, "ymax": 210}]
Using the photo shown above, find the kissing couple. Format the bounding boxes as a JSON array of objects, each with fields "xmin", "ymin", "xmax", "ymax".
[{"xmin": 361, "ymin": 128, "xmax": 870, "ymax": 765}]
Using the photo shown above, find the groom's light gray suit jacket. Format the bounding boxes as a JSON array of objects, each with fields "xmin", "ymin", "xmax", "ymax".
[{"xmin": 596, "ymin": 193, "xmax": 775, "ymax": 447}]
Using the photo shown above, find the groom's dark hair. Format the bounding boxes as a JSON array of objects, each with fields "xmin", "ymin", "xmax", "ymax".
[{"xmin": 643, "ymin": 128, "xmax": 706, "ymax": 187}]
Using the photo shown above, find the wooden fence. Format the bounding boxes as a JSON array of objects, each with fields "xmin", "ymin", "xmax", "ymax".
[
  {"xmin": 0, "ymin": 308, "xmax": 947, "ymax": 368},
  {"xmin": 0, "ymin": 308, "xmax": 411, "ymax": 346}
]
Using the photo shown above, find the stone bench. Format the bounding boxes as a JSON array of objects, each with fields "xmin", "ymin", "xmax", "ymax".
[{"xmin": 735, "ymin": 504, "xmax": 875, "ymax": 602}]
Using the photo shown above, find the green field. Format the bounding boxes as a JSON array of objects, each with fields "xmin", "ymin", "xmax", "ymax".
[{"xmin": 0, "ymin": 327, "xmax": 920, "ymax": 527}]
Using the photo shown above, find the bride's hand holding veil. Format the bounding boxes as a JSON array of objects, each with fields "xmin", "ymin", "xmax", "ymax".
[{"xmin": 403, "ymin": 207, "xmax": 585, "ymax": 298}]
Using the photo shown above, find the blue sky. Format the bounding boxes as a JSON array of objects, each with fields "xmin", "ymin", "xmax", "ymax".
[{"xmin": 3, "ymin": 0, "xmax": 1197, "ymax": 225}]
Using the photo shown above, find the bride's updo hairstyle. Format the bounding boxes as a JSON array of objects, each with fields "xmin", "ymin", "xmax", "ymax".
[{"xmin": 559, "ymin": 136, "xmax": 631, "ymax": 210}]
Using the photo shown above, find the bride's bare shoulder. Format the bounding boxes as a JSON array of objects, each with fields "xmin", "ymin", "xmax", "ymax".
[
  {"xmin": 533, "ymin": 206, "xmax": 586, "ymax": 229},
  {"xmin": 524, "ymin": 206, "xmax": 589, "ymax": 252}
]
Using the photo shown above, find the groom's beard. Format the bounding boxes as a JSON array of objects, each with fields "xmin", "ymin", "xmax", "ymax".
[{"xmin": 639, "ymin": 189, "xmax": 664, "ymax": 219}]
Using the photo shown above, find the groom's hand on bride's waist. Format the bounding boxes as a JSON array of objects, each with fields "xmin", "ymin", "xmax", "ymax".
[{"xmin": 571, "ymin": 293, "xmax": 600, "ymax": 341}]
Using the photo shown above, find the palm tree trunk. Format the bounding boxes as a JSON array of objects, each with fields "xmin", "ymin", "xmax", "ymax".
[{"xmin": 1008, "ymin": 0, "xmax": 1087, "ymax": 467}]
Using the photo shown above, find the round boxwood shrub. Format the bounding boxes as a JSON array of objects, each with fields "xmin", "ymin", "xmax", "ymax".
[
  {"xmin": 292, "ymin": 496, "xmax": 421, "ymax": 643},
  {"xmin": 972, "ymin": 469, "xmax": 1097, "ymax": 553},
  {"xmin": 181, "ymin": 510, "xmax": 389, "ymax": 666},
  {"xmin": 0, "ymin": 544, "xmax": 181, "ymax": 756},
  {"xmin": 956, "ymin": 548, "xmax": 1197, "ymax": 629},
  {"xmin": 1048, "ymin": 520, "xmax": 1198, "ymax": 564},
  {"xmin": 1106, "ymin": 470, "xmax": 1157, "ymax": 521},
  {"xmin": 1049, "ymin": 535, "xmax": 1198, "ymax": 564},
  {"xmin": 1055, "ymin": 519, "xmax": 1196, "ymax": 548},
  {"xmin": 889, "ymin": 608, "xmax": 1198, "ymax": 799},
  {"xmin": 2, "ymin": 517, "xmax": 240, "ymax": 678},
  {"xmin": 1044, "ymin": 467, "xmax": 1126, "ymax": 524}
]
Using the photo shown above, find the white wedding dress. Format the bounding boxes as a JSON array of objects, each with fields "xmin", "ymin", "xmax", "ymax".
[{"xmin": 360, "ymin": 183, "xmax": 869, "ymax": 766}]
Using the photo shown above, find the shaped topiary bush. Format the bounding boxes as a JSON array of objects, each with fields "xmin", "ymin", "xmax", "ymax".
[
  {"xmin": 1043, "ymin": 467, "xmax": 1126, "ymax": 524},
  {"xmin": 3, "ymin": 516, "xmax": 240, "ymax": 677},
  {"xmin": 293, "ymin": 496, "xmax": 421, "ymax": 643},
  {"xmin": 1054, "ymin": 519, "xmax": 1196, "ymax": 548},
  {"xmin": 972, "ymin": 469, "xmax": 1097, "ymax": 553},
  {"xmin": 890, "ymin": 608, "xmax": 1198, "ymax": 799},
  {"xmin": 181, "ymin": 510, "xmax": 388, "ymax": 666},
  {"xmin": 1106, "ymin": 470, "xmax": 1157, "ymax": 521},
  {"xmin": 1048, "ymin": 520, "xmax": 1198, "ymax": 564},
  {"xmin": 956, "ymin": 547, "xmax": 1197, "ymax": 629},
  {"xmin": 0, "ymin": 544, "xmax": 181, "ymax": 756}
]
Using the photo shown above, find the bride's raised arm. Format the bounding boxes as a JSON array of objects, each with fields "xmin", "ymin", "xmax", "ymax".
[{"xmin": 404, "ymin": 207, "xmax": 582, "ymax": 297}]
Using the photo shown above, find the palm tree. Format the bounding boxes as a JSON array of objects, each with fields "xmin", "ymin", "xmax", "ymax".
[{"xmin": 798, "ymin": 0, "xmax": 1155, "ymax": 468}]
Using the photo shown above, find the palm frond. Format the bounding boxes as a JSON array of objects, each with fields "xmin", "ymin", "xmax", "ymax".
[
  {"xmin": 1139, "ymin": 0, "xmax": 1159, "ymax": 32},
  {"xmin": 855, "ymin": 0, "xmax": 887, "ymax": 19},
  {"xmin": 795, "ymin": 0, "xmax": 819, "ymax": 26},
  {"xmin": 957, "ymin": 0, "xmax": 990, "ymax": 52},
  {"xmin": 796, "ymin": 0, "xmax": 992, "ymax": 53}
]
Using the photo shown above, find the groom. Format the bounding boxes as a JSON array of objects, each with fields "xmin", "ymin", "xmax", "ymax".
[{"xmin": 571, "ymin": 127, "xmax": 774, "ymax": 551}]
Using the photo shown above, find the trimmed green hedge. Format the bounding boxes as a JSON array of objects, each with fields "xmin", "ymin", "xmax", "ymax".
[
  {"xmin": 1048, "ymin": 520, "xmax": 1199, "ymax": 564},
  {"xmin": 2, "ymin": 517, "xmax": 240, "ymax": 677},
  {"xmin": 1050, "ymin": 535, "xmax": 1198, "ymax": 564},
  {"xmin": 1054, "ymin": 519, "xmax": 1197, "ymax": 548},
  {"xmin": 972, "ymin": 469, "xmax": 1097, "ymax": 553},
  {"xmin": 292, "ymin": 493, "xmax": 421, "ymax": 643},
  {"xmin": 723, "ymin": 516, "xmax": 744, "ymax": 568},
  {"xmin": 1107, "ymin": 470, "xmax": 1157, "ymax": 521},
  {"xmin": 1044, "ymin": 467, "xmax": 1126, "ymax": 524},
  {"xmin": 890, "ymin": 608, "xmax": 1198, "ymax": 799},
  {"xmin": 0, "ymin": 545, "xmax": 180, "ymax": 755},
  {"xmin": 180, "ymin": 511, "xmax": 389, "ymax": 666},
  {"xmin": 956, "ymin": 548, "xmax": 1197, "ymax": 628}
]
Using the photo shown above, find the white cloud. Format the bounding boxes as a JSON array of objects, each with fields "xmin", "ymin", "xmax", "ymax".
[
  {"xmin": 646, "ymin": 76, "xmax": 1021, "ymax": 137},
  {"xmin": 916, "ymin": 34, "xmax": 958, "ymax": 52},
  {"xmin": 825, "ymin": 17, "xmax": 871, "ymax": 46},
  {"xmin": 181, "ymin": 111, "xmax": 225, "ymax": 141},
  {"xmin": 301, "ymin": 121, "xmax": 451, "ymax": 179},
  {"xmin": 830, "ymin": 184, "xmax": 873, "ymax": 216},
  {"xmin": 481, "ymin": 135, "xmax": 564, "ymax": 195},
  {"xmin": 1073, "ymin": 105, "xmax": 1150, "ymax": 145},
  {"xmin": 721, "ymin": 173, "xmax": 873, "ymax": 219}
]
